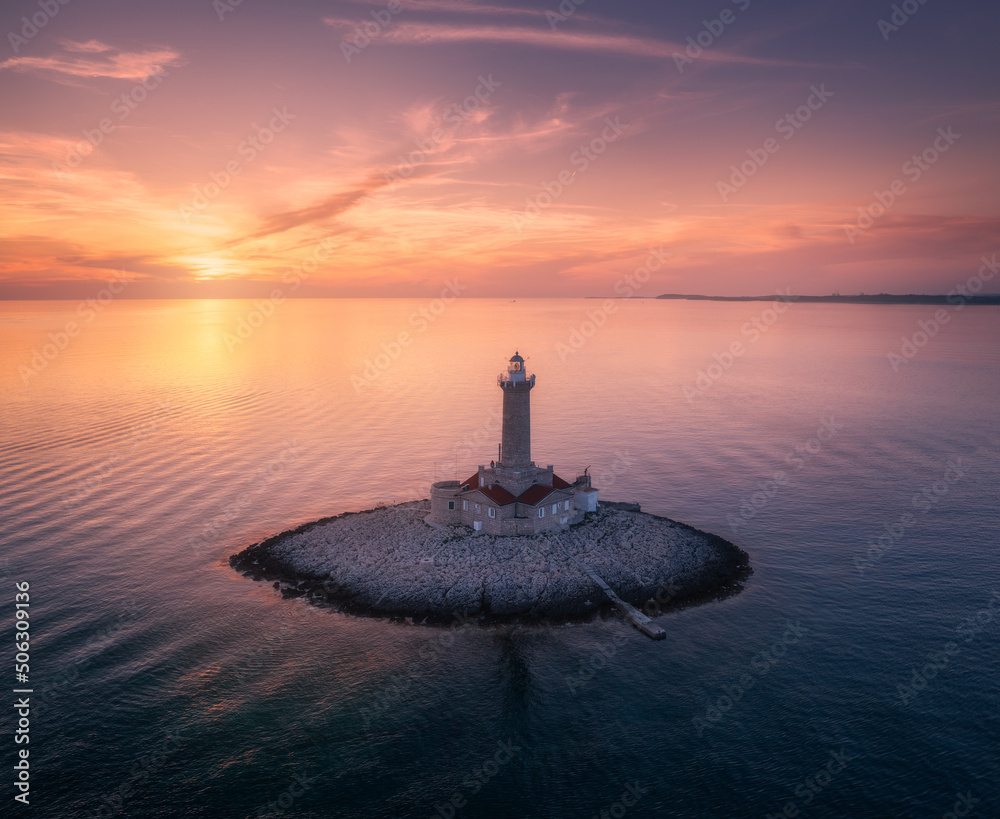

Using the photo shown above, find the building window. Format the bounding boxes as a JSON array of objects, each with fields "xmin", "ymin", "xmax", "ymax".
[
  {"xmin": 462, "ymin": 500, "xmax": 468, "ymax": 511},
  {"xmin": 538, "ymin": 507, "xmax": 544, "ymax": 518},
  {"xmin": 473, "ymin": 520, "xmax": 482, "ymax": 531},
  {"xmin": 475, "ymin": 503, "xmax": 480, "ymax": 511},
  {"xmin": 564, "ymin": 500, "xmax": 570, "ymax": 511},
  {"xmin": 448, "ymin": 501, "xmax": 454, "ymax": 510},
  {"xmin": 552, "ymin": 503, "xmax": 558, "ymax": 515},
  {"xmin": 488, "ymin": 507, "xmax": 496, "ymax": 518}
]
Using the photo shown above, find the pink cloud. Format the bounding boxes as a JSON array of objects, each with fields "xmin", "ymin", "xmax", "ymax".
[
  {"xmin": 60, "ymin": 39, "xmax": 112, "ymax": 53},
  {"xmin": 336, "ymin": 0, "xmax": 564, "ymax": 17},
  {"xmin": 0, "ymin": 45, "xmax": 183, "ymax": 81},
  {"xmin": 408, "ymin": 0, "xmax": 546, "ymax": 14},
  {"xmin": 325, "ymin": 19, "xmax": 821, "ymax": 69}
]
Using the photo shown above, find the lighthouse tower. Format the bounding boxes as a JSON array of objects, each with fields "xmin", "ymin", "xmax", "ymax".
[
  {"xmin": 427, "ymin": 350, "xmax": 597, "ymax": 535},
  {"xmin": 498, "ymin": 351, "xmax": 534, "ymax": 468}
]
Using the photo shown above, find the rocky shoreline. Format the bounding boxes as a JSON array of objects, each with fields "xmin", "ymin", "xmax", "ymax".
[{"xmin": 229, "ymin": 500, "xmax": 751, "ymax": 625}]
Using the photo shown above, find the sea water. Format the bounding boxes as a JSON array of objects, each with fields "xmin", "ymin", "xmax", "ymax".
[{"xmin": 1, "ymin": 298, "xmax": 998, "ymax": 818}]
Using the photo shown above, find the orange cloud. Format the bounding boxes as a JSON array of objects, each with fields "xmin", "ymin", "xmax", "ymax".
[
  {"xmin": 230, "ymin": 176, "xmax": 393, "ymax": 246},
  {"xmin": 0, "ymin": 4, "xmax": 994, "ymax": 300}
]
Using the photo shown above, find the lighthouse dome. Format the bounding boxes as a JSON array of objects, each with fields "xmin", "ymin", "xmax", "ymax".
[{"xmin": 507, "ymin": 351, "xmax": 526, "ymax": 378}]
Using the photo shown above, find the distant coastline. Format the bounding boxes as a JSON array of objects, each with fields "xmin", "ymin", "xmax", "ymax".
[{"xmin": 637, "ymin": 293, "xmax": 1000, "ymax": 305}]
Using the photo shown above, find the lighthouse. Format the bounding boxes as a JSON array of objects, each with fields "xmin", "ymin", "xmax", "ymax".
[
  {"xmin": 428, "ymin": 351, "xmax": 598, "ymax": 535},
  {"xmin": 498, "ymin": 351, "xmax": 534, "ymax": 468}
]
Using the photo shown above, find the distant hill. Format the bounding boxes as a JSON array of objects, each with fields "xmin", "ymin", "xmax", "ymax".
[{"xmin": 652, "ymin": 293, "xmax": 1000, "ymax": 305}]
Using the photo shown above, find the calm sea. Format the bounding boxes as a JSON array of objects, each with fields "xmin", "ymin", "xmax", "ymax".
[{"xmin": 1, "ymin": 298, "xmax": 998, "ymax": 818}]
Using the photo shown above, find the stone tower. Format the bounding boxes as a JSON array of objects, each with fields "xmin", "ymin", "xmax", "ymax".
[
  {"xmin": 498, "ymin": 351, "xmax": 534, "ymax": 468},
  {"xmin": 427, "ymin": 350, "xmax": 598, "ymax": 533}
]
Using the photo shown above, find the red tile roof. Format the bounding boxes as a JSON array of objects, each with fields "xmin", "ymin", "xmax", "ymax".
[
  {"xmin": 460, "ymin": 471, "xmax": 574, "ymax": 507},
  {"xmin": 516, "ymin": 483, "xmax": 556, "ymax": 506},
  {"xmin": 460, "ymin": 472, "xmax": 516, "ymax": 505}
]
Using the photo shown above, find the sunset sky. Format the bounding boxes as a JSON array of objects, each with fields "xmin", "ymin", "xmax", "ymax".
[{"xmin": 1, "ymin": 0, "xmax": 998, "ymax": 298}]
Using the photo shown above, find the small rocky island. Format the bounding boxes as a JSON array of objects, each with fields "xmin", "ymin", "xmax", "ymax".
[{"xmin": 230, "ymin": 353, "xmax": 750, "ymax": 634}]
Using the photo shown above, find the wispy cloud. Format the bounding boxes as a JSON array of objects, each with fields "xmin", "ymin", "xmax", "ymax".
[
  {"xmin": 337, "ymin": 0, "xmax": 556, "ymax": 17},
  {"xmin": 0, "ymin": 1, "xmax": 990, "ymax": 298},
  {"xmin": 230, "ymin": 176, "xmax": 392, "ymax": 245},
  {"xmin": 60, "ymin": 39, "xmax": 113, "ymax": 53},
  {"xmin": 0, "ymin": 131, "xmax": 202, "ymax": 284},
  {"xmin": 325, "ymin": 19, "xmax": 820, "ymax": 68},
  {"xmin": 57, "ymin": 253, "xmax": 191, "ymax": 280},
  {"xmin": 0, "ymin": 44, "xmax": 183, "ymax": 81}
]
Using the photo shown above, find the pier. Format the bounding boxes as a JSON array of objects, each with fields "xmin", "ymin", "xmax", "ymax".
[{"xmin": 553, "ymin": 535, "xmax": 666, "ymax": 640}]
